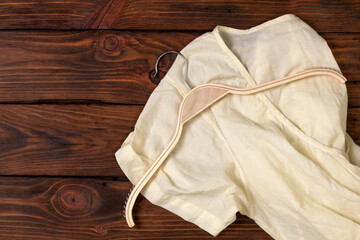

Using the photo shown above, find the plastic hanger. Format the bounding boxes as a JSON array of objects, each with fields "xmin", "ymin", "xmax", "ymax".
[{"xmin": 122, "ymin": 50, "xmax": 347, "ymax": 227}]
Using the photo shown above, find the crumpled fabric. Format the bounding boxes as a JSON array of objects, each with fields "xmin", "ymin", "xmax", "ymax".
[{"xmin": 115, "ymin": 13, "xmax": 360, "ymax": 239}]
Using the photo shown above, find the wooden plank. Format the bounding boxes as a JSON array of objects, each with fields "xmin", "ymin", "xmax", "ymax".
[
  {"xmin": 0, "ymin": 104, "xmax": 359, "ymax": 177},
  {"xmin": 0, "ymin": 0, "xmax": 110, "ymax": 29},
  {"xmin": 0, "ymin": 30, "xmax": 195, "ymax": 104},
  {"xmin": 0, "ymin": 1, "xmax": 359, "ymax": 32},
  {"xmin": 0, "ymin": 176, "xmax": 273, "ymax": 239},
  {"xmin": 0, "ymin": 104, "xmax": 141, "ymax": 176},
  {"xmin": 0, "ymin": 31, "xmax": 358, "ymax": 104},
  {"xmin": 106, "ymin": 0, "xmax": 360, "ymax": 32}
]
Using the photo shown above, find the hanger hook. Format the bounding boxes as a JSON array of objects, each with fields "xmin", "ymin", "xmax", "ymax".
[{"xmin": 152, "ymin": 50, "xmax": 193, "ymax": 89}]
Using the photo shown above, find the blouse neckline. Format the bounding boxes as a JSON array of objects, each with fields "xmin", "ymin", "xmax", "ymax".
[
  {"xmin": 211, "ymin": 13, "xmax": 300, "ymax": 87},
  {"xmin": 210, "ymin": 14, "xmax": 348, "ymax": 157}
]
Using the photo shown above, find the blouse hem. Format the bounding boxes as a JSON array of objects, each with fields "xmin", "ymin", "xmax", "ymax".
[{"xmin": 115, "ymin": 140, "xmax": 238, "ymax": 237}]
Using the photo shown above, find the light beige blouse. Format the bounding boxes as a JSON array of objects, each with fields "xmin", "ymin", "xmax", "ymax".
[{"xmin": 115, "ymin": 14, "xmax": 360, "ymax": 239}]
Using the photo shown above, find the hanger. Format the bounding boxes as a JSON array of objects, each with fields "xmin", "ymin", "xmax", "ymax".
[
  {"xmin": 152, "ymin": 50, "xmax": 193, "ymax": 90},
  {"xmin": 122, "ymin": 50, "xmax": 348, "ymax": 227}
]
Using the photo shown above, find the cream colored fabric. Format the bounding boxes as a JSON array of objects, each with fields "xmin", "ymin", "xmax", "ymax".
[{"xmin": 115, "ymin": 13, "xmax": 360, "ymax": 239}]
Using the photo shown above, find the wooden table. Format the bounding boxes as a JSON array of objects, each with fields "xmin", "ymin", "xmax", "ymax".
[{"xmin": 0, "ymin": 1, "xmax": 358, "ymax": 239}]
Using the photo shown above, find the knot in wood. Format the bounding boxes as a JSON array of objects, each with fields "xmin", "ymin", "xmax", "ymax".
[
  {"xmin": 103, "ymin": 36, "xmax": 119, "ymax": 51},
  {"xmin": 97, "ymin": 33, "xmax": 123, "ymax": 56},
  {"xmin": 51, "ymin": 184, "xmax": 100, "ymax": 218},
  {"xmin": 61, "ymin": 189, "xmax": 87, "ymax": 210},
  {"xmin": 96, "ymin": 225, "xmax": 107, "ymax": 235}
]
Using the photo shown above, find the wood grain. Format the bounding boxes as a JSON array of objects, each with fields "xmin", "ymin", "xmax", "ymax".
[
  {"xmin": 0, "ymin": 0, "xmax": 110, "ymax": 29},
  {"xmin": 0, "ymin": 0, "xmax": 359, "ymax": 32},
  {"xmin": 110, "ymin": 0, "xmax": 360, "ymax": 31},
  {"xmin": 0, "ymin": 31, "xmax": 358, "ymax": 105},
  {"xmin": 0, "ymin": 30, "xmax": 195, "ymax": 104},
  {"xmin": 0, "ymin": 176, "xmax": 273, "ymax": 239},
  {"xmin": 109, "ymin": 1, "xmax": 360, "ymax": 32},
  {"xmin": 0, "ymin": 2, "xmax": 358, "ymax": 239},
  {"xmin": 0, "ymin": 104, "xmax": 359, "ymax": 177},
  {"xmin": 0, "ymin": 104, "xmax": 141, "ymax": 176}
]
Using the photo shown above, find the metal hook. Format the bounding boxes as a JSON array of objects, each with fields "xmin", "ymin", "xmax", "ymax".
[{"xmin": 152, "ymin": 50, "xmax": 193, "ymax": 89}]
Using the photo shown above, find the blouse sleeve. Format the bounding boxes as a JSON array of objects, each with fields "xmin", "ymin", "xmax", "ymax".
[{"xmin": 115, "ymin": 52, "xmax": 246, "ymax": 236}]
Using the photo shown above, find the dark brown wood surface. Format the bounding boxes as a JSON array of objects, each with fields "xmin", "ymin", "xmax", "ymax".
[
  {"xmin": 0, "ymin": 0, "xmax": 358, "ymax": 31},
  {"xmin": 0, "ymin": 31, "xmax": 359, "ymax": 105},
  {"xmin": 0, "ymin": 1, "xmax": 359, "ymax": 239}
]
